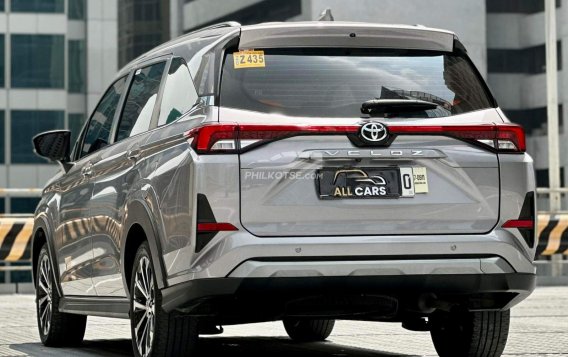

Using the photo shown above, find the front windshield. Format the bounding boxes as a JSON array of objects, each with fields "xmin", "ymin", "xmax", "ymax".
[{"xmin": 220, "ymin": 48, "xmax": 494, "ymax": 118}]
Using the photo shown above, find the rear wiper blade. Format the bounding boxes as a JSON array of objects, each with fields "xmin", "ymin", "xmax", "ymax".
[{"xmin": 361, "ymin": 99, "xmax": 438, "ymax": 114}]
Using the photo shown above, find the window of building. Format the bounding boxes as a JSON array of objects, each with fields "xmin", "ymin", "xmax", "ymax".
[
  {"xmin": 79, "ymin": 77, "xmax": 128, "ymax": 159},
  {"xmin": 488, "ymin": 41, "xmax": 562, "ymax": 74},
  {"xmin": 0, "ymin": 35, "xmax": 5, "ymax": 87},
  {"xmin": 68, "ymin": 0, "xmax": 85, "ymax": 20},
  {"xmin": 116, "ymin": 62, "xmax": 166, "ymax": 141},
  {"xmin": 68, "ymin": 113, "xmax": 86, "ymax": 145},
  {"xmin": 117, "ymin": 0, "xmax": 168, "ymax": 67},
  {"xmin": 68, "ymin": 40, "xmax": 86, "ymax": 93},
  {"xmin": 11, "ymin": 111, "xmax": 65, "ymax": 164},
  {"xmin": 184, "ymin": 0, "xmax": 301, "ymax": 32},
  {"xmin": 487, "ymin": 0, "xmax": 561, "ymax": 13},
  {"xmin": 11, "ymin": 0, "xmax": 64, "ymax": 13},
  {"xmin": 0, "ymin": 198, "xmax": 4, "ymax": 213},
  {"xmin": 11, "ymin": 35, "xmax": 64, "ymax": 88},
  {"xmin": 504, "ymin": 105, "xmax": 563, "ymax": 135},
  {"xmin": 0, "ymin": 1, "xmax": 4, "ymax": 12},
  {"xmin": 0, "ymin": 111, "xmax": 4, "ymax": 164},
  {"xmin": 158, "ymin": 58, "xmax": 197, "ymax": 126},
  {"xmin": 134, "ymin": 0, "xmax": 160, "ymax": 21},
  {"xmin": 11, "ymin": 198, "xmax": 40, "ymax": 214},
  {"xmin": 536, "ymin": 167, "xmax": 565, "ymax": 188}
]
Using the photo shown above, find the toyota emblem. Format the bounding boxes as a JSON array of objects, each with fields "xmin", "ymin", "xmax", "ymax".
[{"xmin": 360, "ymin": 122, "xmax": 388, "ymax": 143}]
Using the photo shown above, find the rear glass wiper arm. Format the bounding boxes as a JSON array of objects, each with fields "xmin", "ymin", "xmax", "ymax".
[{"xmin": 361, "ymin": 99, "xmax": 438, "ymax": 114}]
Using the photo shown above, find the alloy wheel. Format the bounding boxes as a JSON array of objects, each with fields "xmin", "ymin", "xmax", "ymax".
[
  {"xmin": 133, "ymin": 256, "xmax": 156, "ymax": 357},
  {"xmin": 37, "ymin": 254, "xmax": 53, "ymax": 336}
]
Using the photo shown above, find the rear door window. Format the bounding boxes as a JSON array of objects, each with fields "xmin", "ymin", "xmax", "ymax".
[
  {"xmin": 116, "ymin": 61, "xmax": 166, "ymax": 141},
  {"xmin": 220, "ymin": 48, "xmax": 493, "ymax": 118}
]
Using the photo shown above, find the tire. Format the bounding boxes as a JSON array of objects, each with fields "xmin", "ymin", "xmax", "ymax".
[
  {"xmin": 283, "ymin": 318, "xmax": 335, "ymax": 342},
  {"xmin": 36, "ymin": 244, "xmax": 87, "ymax": 347},
  {"xmin": 430, "ymin": 309, "xmax": 510, "ymax": 357},
  {"xmin": 130, "ymin": 242, "xmax": 198, "ymax": 357}
]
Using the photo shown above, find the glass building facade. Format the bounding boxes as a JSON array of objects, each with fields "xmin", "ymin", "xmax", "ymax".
[
  {"xmin": 0, "ymin": 0, "xmax": 117, "ymax": 214},
  {"xmin": 11, "ymin": 0, "xmax": 64, "ymax": 13},
  {"xmin": 118, "ymin": 0, "xmax": 170, "ymax": 67},
  {"xmin": 11, "ymin": 35, "xmax": 65, "ymax": 88},
  {"xmin": 11, "ymin": 110, "xmax": 65, "ymax": 163}
]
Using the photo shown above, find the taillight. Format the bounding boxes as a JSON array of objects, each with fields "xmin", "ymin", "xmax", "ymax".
[
  {"xmin": 184, "ymin": 123, "xmax": 525, "ymax": 154},
  {"xmin": 184, "ymin": 123, "xmax": 359, "ymax": 154},
  {"xmin": 388, "ymin": 124, "xmax": 526, "ymax": 153}
]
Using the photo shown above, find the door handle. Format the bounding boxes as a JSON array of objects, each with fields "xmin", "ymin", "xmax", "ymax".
[
  {"xmin": 126, "ymin": 148, "xmax": 141, "ymax": 161},
  {"xmin": 81, "ymin": 162, "xmax": 93, "ymax": 177}
]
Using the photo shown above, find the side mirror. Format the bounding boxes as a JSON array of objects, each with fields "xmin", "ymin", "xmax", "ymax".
[{"xmin": 32, "ymin": 130, "xmax": 72, "ymax": 170}]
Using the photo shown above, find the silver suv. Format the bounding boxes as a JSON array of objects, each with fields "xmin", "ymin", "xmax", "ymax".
[{"xmin": 32, "ymin": 21, "xmax": 536, "ymax": 357}]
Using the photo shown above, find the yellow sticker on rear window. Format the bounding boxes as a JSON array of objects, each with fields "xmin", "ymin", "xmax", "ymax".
[{"xmin": 233, "ymin": 50, "xmax": 265, "ymax": 69}]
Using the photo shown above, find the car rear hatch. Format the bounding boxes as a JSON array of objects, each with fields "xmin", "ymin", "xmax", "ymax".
[{"xmin": 208, "ymin": 45, "xmax": 523, "ymax": 237}]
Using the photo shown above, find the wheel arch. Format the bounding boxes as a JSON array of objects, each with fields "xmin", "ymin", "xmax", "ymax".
[
  {"xmin": 32, "ymin": 215, "xmax": 63, "ymax": 297},
  {"xmin": 121, "ymin": 199, "xmax": 167, "ymax": 298}
]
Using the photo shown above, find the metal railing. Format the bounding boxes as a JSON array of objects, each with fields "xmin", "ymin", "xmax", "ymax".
[
  {"xmin": 0, "ymin": 265, "xmax": 32, "ymax": 272},
  {"xmin": 536, "ymin": 187, "xmax": 568, "ymax": 195},
  {"xmin": 0, "ymin": 188, "xmax": 42, "ymax": 198}
]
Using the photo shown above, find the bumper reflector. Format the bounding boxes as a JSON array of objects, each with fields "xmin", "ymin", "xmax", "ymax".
[
  {"xmin": 197, "ymin": 222, "xmax": 238, "ymax": 232},
  {"xmin": 502, "ymin": 219, "xmax": 534, "ymax": 229}
]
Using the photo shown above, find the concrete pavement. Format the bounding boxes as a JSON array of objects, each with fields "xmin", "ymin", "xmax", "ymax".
[{"xmin": 0, "ymin": 287, "xmax": 566, "ymax": 356}]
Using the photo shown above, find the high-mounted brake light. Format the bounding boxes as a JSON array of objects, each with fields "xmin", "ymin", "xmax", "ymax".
[{"xmin": 184, "ymin": 123, "xmax": 525, "ymax": 154}]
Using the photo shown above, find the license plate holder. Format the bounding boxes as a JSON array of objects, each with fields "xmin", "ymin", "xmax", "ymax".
[{"xmin": 317, "ymin": 167, "xmax": 411, "ymax": 200}]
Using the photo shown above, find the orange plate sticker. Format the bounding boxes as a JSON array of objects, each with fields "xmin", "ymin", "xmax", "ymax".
[{"xmin": 233, "ymin": 50, "xmax": 265, "ymax": 69}]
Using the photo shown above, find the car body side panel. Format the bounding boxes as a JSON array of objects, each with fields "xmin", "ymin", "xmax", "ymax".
[
  {"xmin": 90, "ymin": 133, "xmax": 146, "ymax": 297},
  {"xmin": 143, "ymin": 111, "xmax": 221, "ymax": 282},
  {"xmin": 55, "ymin": 156, "xmax": 97, "ymax": 296},
  {"xmin": 499, "ymin": 153, "xmax": 537, "ymax": 259},
  {"xmin": 90, "ymin": 112, "xmax": 214, "ymax": 296},
  {"xmin": 121, "ymin": 199, "xmax": 168, "ymax": 293}
]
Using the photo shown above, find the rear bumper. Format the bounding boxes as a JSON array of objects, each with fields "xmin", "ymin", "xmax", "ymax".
[
  {"xmin": 227, "ymin": 257, "xmax": 516, "ymax": 278},
  {"xmin": 166, "ymin": 229, "xmax": 536, "ymax": 288},
  {"xmin": 161, "ymin": 272, "xmax": 536, "ymax": 316}
]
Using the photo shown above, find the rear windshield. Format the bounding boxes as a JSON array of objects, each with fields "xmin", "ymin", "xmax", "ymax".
[{"xmin": 220, "ymin": 48, "xmax": 494, "ymax": 118}]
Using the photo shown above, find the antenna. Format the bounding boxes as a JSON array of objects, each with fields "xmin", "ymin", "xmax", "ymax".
[{"xmin": 318, "ymin": 8, "xmax": 334, "ymax": 21}]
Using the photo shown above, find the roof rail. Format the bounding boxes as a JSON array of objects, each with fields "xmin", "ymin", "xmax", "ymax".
[
  {"xmin": 181, "ymin": 21, "xmax": 241, "ymax": 38},
  {"xmin": 194, "ymin": 21, "xmax": 242, "ymax": 33}
]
